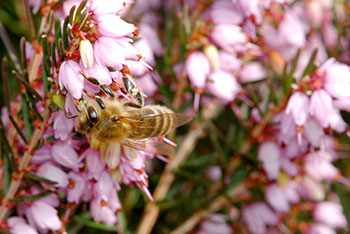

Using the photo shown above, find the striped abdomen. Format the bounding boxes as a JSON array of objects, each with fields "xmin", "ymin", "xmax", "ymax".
[{"xmin": 126, "ymin": 105, "xmax": 178, "ymax": 139}]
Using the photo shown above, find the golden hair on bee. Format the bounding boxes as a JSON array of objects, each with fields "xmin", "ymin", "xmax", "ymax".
[{"xmin": 76, "ymin": 98, "xmax": 192, "ymax": 155}]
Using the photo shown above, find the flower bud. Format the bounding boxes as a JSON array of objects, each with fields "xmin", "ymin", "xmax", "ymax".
[
  {"xmin": 80, "ymin": 39, "xmax": 94, "ymax": 69},
  {"xmin": 203, "ymin": 44, "xmax": 220, "ymax": 71}
]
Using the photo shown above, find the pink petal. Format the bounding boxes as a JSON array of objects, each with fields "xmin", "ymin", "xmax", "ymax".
[
  {"xmin": 90, "ymin": 0, "xmax": 126, "ymax": 16},
  {"xmin": 314, "ymin": 202, "xmax": 347, "ymax": 228},
  {"xmin": 52, "ymin": 141, "xmax": 81, "ymax": 170},
  {"xmin": 309, "ymin": 89, "xmax": 333, "ymax": 128},
  {"xmin": 285, "ymin": 92, "xmax": 309, "ymax": 126},
  {"xmin": 266, "ymin": 184, "xmax": 290, "ymax": 212},
  {"xmin": 58, "ymin": 60, "xmax": 84, "ymax": 99},
  {"xmin": 37, "ymin": 162, "xmax": 68, "ymax": 187},
  {"xmin": 258, "ymin": 142, "xmax": 280, "ymax": 180},
  {"xmin": 30, "ymin": 201, "xmax": 62, "ymax": 231},
  {"xmin": 97, "ymin": 14, "xmax": 135, "ymax": 38},
  {"xmin": 239, "ymin": 62, "xmax": 266, "ymax": 83},
  {"xmin": 304, "ymin": 151, "xmax": 339, "ymax": 181},
  {"xmin": 207, "ymin": 70, "xmax": 241, "ymax": 103},
  {"xmin": 185, "ymin": 52, "xmax": 210, "ymax": 88},
  {"xmin": 211, "ymin": 24, "xmax": 247, "ymax": 52}
]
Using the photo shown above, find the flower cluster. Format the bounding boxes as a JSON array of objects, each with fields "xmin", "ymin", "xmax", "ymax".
[{"xmin": 1, "ymin": 0, "xmax": 349, "ymax": 233}]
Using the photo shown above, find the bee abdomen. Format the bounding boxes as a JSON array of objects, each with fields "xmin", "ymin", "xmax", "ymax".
[{"xmin": 134, "ymin": 105, "xmax": 174, "ymax": 139}]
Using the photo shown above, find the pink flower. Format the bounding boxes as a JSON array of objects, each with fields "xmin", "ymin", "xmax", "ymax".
[
  {"xmin": 93, "ymin": 37, "xmax": 128, "ymax": 70},
  {"xmin": 90, "ymin": 0, "xmax": 127, "ymax": 16},
  {"xmin": 67, "ymin": 172, "xmax": 86, "ymax": 203},
  {"xmin": 185, "ymin": 52, "xmax": 210, "ymax": 89},
  {"xmin": 309, "ymin": 89, "xmax": 334, "ymax": 128},
  {"xmin": 304, "ymin": 151, "xmax": 339, "ymax": 181},
  {"xmin": 90, "ymin": 199, "xmax": 117, "ymax": 226},
  {"xmin": 266, "ymin": 184, "xmax": 290, "ymax": 213},
  {"xmin": 285, "ymin": 92, "xmax": 309, "ymax": 126},
  {"xmin": 8, "ymin": 217, "xmax": 38, "ymax": 234},
  {"xmin": 52, "ymin": 141, "xmax": 82, "ymax": 170},
  {"xmin": 134, "ymin": 73, "xmax": 158, "ymax": 96},
  {"xmin": 31, "ymin": 144, "xmax": 51, "ymax": 164},
  {"xmin": 304, "ymin": 119, "xmax": 324, "ymax": 148},
  {"xmin": 242, "ymin": 202, "xmax": 279, "ymax": 234},
  {"xmin": 84, "ymin": 149, "xmax": 105, "ymax": 180},
  {"xmin": 37, "ymin": 162, "xmax": 68, "ymax": 187},
  {"xmin": 309, "ymin": 223, "xmax": 336, "ymax": 234},
  {"xmin": 313, "ymin": 201, "xmax": 347, "ymax": 228},
  {"xmin": 198, "ymin": 214, "xmax": 232, "ymax": 234},
  {"xmin": 284, "ymin": 180, "xmax": 300, "ymax": 204},
  {"xmin": 94, "ymin": 171, "xmax": 121, "ymax": 212},
  {"xmin": 279, "ymin": 10, "xmax": 307, "ymax": 48},
  {"xmin": 318, "ymin": 58, "xmax": 350, "ymax": 99},
  {"xmin": 52, "ymin": 111, "xmax": 74, "ymax": 141},
  {"xmin": 26, "ymin": 200, "xmax": 62, "ymax": 232},
  {"xmin": 299, "ymin": 176, "xmax": 325, "ymax": 201},
  {"xmin": 58, "ymin": 60, "xmax": 84, "ymax": 99},
  {"xmin": 258, "ymin": 142, "xmax": 280, "ymax": 180},
  {"xmin": 210, "ymin": 1, "xmax": 243, "ymax": 25},
  {"xmin": 211, "ymin": 24, "xmax": 247, "ymax": 52},
  {"xmin": 205, "ymin": 166, "xmax": 222, "ymax": 182},
  {"xmin": 97, "ymin": 14, "xmax": 135, "ymax": 38},
  {"xmin": 239, "ymin": 62, "xmax": 266, "ymax": 83},
  {"xmin": 207, "ymin": 70, "xmax": 241, "ymax": 103},
  {"xmin": 219, "ymin": 51, "xmax": 241, "ymax": 72}
]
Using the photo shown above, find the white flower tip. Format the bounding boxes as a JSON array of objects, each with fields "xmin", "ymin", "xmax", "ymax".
[{"xmin": 80, "ymin": 39, "xmax": 94, "ymax": 69}]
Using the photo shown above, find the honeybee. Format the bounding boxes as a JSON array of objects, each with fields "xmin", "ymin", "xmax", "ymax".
[{"xmin": 76, "ymin": 98, "xmax": 192, "ymax": 155}]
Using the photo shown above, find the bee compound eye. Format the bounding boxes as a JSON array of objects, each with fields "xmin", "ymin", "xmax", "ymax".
[{"xmin": 87, "ymin": 106, "xmax": 98, "ymax": 124}]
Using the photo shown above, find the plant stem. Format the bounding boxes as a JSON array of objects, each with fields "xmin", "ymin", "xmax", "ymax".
[{"xmin": 0, "ymin": 100, "xmax": 51, "ymax": 222}]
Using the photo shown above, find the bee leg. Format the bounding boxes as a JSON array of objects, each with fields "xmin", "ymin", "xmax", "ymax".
[
  {"xmin": 85, "ymin": 77, "xmax": 115, "ymax": 98},
  {"xmin": 123, "ymin": 101, "xmax": 142, "ymax": 109},
  {"xmin": 121, "ymin": 65, "xmax": 145, "ymax": 107},
  {"xmin": 82, "ymin": 92, "xmax": 106, "ymax": 109}
]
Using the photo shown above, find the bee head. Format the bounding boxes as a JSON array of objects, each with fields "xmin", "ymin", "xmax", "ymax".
[{"xmin": 76, "ymin": 103, "xmax": 99, "ymax": 134}]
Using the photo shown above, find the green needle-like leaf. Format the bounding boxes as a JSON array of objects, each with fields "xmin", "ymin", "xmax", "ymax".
[{"xmin": 21, "ymin": 93, "xmax": 33, "ymax": 140}]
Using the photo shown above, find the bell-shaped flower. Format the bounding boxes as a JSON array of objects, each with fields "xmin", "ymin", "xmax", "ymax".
[
  {"xmin": 185, "ymin": 52, "xmax": 210, "ymax": 89},
  {"xmin": 58, "ymin": 60, "xmax": 84, "ymax": 99},
  {"xmin": 84, "ymin": 149, "xmax": 105, "ymax": 180},
  {"xmin": 265, "ymin": 184, "xmax": 290, "ymax": 213},
  {"xmin": 211, "ymin": 24, "xmax": 247, "ymax": 53},
  {"xmin": 97, "ymin": 14, "xmax": 135, "ymax": 38},
  {"xmin": 309, "ymin": 89, "xmax": 334, "ymax": 128},
  {"xmin": 198, "ymin": 214, "xmax": 232, "ymax": 234},
  {"xmin": 8, "ymin": 217, "xmax": 38, "ymax": 234},
  {"xmin": 304, "ymin": 151, "xmax": 339, "ymax": 181},
  {"xmin": 94, "ymin": 37, "xmax": 126, "ymax": 70},
  {"xmin": 314, "ymin": 202, "xmax": 347, "ymax": 228},
  {"xmin": 26, "ymin": 200, "xmax": 62, "ymax": 232},
  {"xmin": 90, "ymin": 0, "xmax": 126, "ymax": 16},
  {"xmin": 207, "ymin": 70, "xmax": 241, "ymax": 103},
  {"xmin": 304, "ymin": 118, "xmax": 324, "ymax": 148},
  {"xmin": 319, "ymin": 58, "xmax": 350, "ymax": 99},
  {"xmin": 309, "ymin": 224, "xmax": 336, "ymax": 234},
  {"xmin": 258, "ymin": 142, "xmax": 280, "ymax": 180},
  {"xmin": 67, "ymin": 172, "xmax": 86, "ymax": 203},
  {"xmin": 37, "ymin": 162, "xmax": 68, "ymax": 188},
  {"xmin": 52, "ymin": 110, "xmax": 74, "ymax": 141},
  {"xmin": 299, "ymin": 176, "xmax": 325, "ymax": 201},
  {"xmin": 90, "ymin": 199, "xmax": 118, "ymax": 226},
  {"xmin": 242, "ymin": 202, "xmax": 279, "ymax": 234},
  {"xmin": 52, "ymin": 141, "xmax": 81, "ymax": 171},
  {"xmin": 285, "ymin": 92, "xmax": 309, "ymax": 126},
  {"xmin": 239, "ymin": 62, "xmax": 267, "ymax": 83}
]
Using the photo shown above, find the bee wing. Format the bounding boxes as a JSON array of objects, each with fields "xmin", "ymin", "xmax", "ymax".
[
  {"xmin": 120, "ymin": 113, "xmax": 193, "ymax": 129},
  {"xmin": 122, "ymin": 138, "xmax": 175, "ymax": 155}
]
